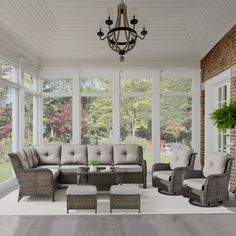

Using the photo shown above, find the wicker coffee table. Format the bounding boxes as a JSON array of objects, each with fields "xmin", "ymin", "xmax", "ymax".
[{"xmin": 77, "ymin": 167, "xmax": 121, "ymax": 191}]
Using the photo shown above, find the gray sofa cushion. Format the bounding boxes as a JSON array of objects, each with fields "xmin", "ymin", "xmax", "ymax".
[
  {"xmin": 23, "ymin": 147, "xmax": 39, "ymax": 168},
  {"xmin": 113, "ymin": 144, "xmax": 140, "ymax": 165},
  {"xmin": 35, "ymin": 165, "xmax": 60, "ymax": 170},
  {"xmin": 34, "ymin": 145, "xmax": 61, "ymax": 165},
  {"xmin": 60, "ymin": 165, "xmax": 87, "ymax": 171},
  {"xmin": 61, "ymin": 145, "xmax": 87, "ymax": 165},
  {"xmin": 203, "ymin": 152, "xmax": 227, "ymax": 177},
  {"xmin": 17, "ymin": 150, "xmax": 30, "ymax": 169},
  {"xmin": 114, "ymin": 165, "xmax": 143, "ymax": 172},
  {"xmin": 87, "ymin": 145, "xmax": 113, "ymax": 165}
]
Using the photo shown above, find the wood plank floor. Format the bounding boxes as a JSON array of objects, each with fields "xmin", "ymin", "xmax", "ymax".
[{"xmin": 0, "ymin": 214, "xmax": 236, "ymax": 236}]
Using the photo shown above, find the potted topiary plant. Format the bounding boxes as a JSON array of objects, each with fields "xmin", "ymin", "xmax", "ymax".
[
  {"xmin": 88, "ymin": 160, "xmax": 99, "ymax": 172},
  {"xmin": 210, "ymin": 99, "xmax": 236, "ymax": 131}
]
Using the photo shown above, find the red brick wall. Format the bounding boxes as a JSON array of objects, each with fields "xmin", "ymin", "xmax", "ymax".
[{"xmin": 201, "ymin": 24, "xmax": 236, "ymax": 191}]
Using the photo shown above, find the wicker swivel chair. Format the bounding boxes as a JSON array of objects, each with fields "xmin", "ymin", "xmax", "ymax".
[
  {"xmin": 183, "ymin": 152, "xmax": 233, "ymax": 207},
  {"xmin": 152, "ymin": 149, "xmax": 197, "ymax": 195}
]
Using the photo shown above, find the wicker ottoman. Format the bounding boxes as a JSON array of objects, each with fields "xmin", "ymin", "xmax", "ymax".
[
  {"xmin": 66, "ymin": 185, "xmax": 97, "ymax": 213},
  {"xmin": 110, "ymin": 184, "xmax": 141, "ymax": 213}
]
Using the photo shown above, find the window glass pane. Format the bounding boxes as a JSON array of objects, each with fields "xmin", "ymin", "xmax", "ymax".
[
  {"xmin": 120, "ymin": 97, "xmax": 152, "ymax": 166},
  {"xmin": 43, "ymin": 97, "xmax": 72, "ymax": 143},
  {"xmin": 160, "ymin": 78, "xmax": 192, "ymax": 92},
  {"xmin": 80, "ymin": 78, "xmax": 112, "ymax": 93},
  {"xmin": 25, "ymin": 94, "xmax": 33, "ymax": 146},
  {"xmin": 24, "ymin": 73, "xmax": 33, "ymax": 89},
  {"xmin": 42, "ymin": 79, "xmax": 73, "ymax": 92},
  {"xmin": 0, "ymin": 85, "xmax": 13, "ymax": 184},
  {"xmin": 0, "ymin": 58, "xmax": 14, "ymax": 81},
  {"xmin": 81, "ymin": 97, "xmax": 112, "ymax": 144},
  {"xmin": 160, "ymin": 96, "xmax": 192, "ymax": 163},
  {"xmin": 120, "ymin": 78, "xmax": 152, "ymax": 92}
]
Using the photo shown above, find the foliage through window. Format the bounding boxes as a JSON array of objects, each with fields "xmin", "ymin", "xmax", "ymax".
[
  {"xmin": 0, "ymin": 85, "xmax": 13, "ymax": 184},
  {"xmin": 120, "ymin": 96, "xmax": 152, "ymax": 165},
  {"xmin": 120, "ymin": 78, "xmax": 152, "ymax": 92},
  {"xmin": 25, "ymin": 94, "xmax": 33, "ymax": 146},
  {"xmin": 81, "ymin": 97, "xmax": 112, "ymax": 144},
  {"xmin": 160, "ymin": 96, "xmax": 192, "ymax": 163},
  {"xmin": 0, "ymin": 58, "xmax": 14, "ymax": 81},
  {"xmin": 24, "ymin": 73, "xmax": 34, "ymax": 89},
  {"xmin": 80, "ymin": 77, "xmax": 112, "ymax": 93},
  {"xmin": 42, "ymin": 79, "xmax": 73, "ymax": 92},
  {"xmin": 160, "ymin": 78, "xmax": 192, "ymax": 93},
  {"xmin": 43, "ymin": 97, "xmax": 72, "ymax": 143}
]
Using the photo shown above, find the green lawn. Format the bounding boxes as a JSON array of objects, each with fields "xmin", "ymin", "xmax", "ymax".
[{"xmin": 0, "ymin": 162, "xmax": 12, "ymax": 184}]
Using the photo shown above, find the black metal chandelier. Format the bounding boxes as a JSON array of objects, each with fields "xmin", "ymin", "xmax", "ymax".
[{"xmin": 97, "ymin": 0, "xmax": 148, "ymax": 62}]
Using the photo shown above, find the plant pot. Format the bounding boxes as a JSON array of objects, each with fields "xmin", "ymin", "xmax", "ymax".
[{"xmin": 89, "ymin": 166, "xmax": 97, "ymax": 172}]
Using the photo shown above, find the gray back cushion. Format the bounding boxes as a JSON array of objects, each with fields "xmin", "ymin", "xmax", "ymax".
[
  {"xmin": 61, "ymin": 145, "xmax": 87, "ymax": 165},
  {"xmin": 34, "ymin": 145, "xmax": 61, "ymax": 165},
  {"xmin": 87, "ymin": 145, "xmax": 113, "ymax": 165},
  {"xmin": 203, "ymin": 152, "xmax": 227, "ymax": 177},
  {"xmin": 17, "ymin": 149, "xmax": 30, "ymax": 169},
  {"xmin": 170, "ymin": 149, "xmax": 191, "ymax": 170},
  {"xmin": 113, "ymin": 144, "xmax": 140, "ymax": 165},
  {"xmin": 23, "ymin": 147, "xmax": 39, "ymax": 168}
]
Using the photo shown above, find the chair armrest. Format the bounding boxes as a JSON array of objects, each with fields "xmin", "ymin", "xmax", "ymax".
[
  {"xmin": 204, "ymin": 173, "xmax": 229, "ymax": 191},
  {"xmin": 184, "ymin": 170, "xmax": 203, "ymax": 179},
  {"xmin": 152, "ymin": 163, "xmax": 171, "ymax": 173},
  {"xmin": 141, "ymin": 159, "xmax": 147, "ymax": 174},
  {"xmin": 141, "ymin": 159, "xmax": 147, "ymax": 188}
]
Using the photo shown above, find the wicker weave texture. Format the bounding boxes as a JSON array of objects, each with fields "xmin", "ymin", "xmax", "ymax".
[{"xmin": 110, "ymin": 194, "xmax": 141, "ymax": 213}]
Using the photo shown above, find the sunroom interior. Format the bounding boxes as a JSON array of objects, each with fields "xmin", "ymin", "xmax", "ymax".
[{"xmin": 0, "ymin": 0, "xmax": 236, "ymax": 235}]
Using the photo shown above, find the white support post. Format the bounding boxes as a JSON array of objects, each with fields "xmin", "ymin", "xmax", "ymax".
[
  {"xmin": 18, "ymin": 58, "xmax": 25, "ymax": 148},
  {"xmin": 34, "ymin": 76, "xmax": 42, "ymax": 144},
  {"xmin": 192, "ymin": 69, "xmax": 201, "ymax": 169},
  {"xmin": 112, "ymin": 70, "xmax": 120, "ymax": 144},
  {"xmin": 72, "ymin": 72, "xmax": 81, "ymax": 144},
  {"xmin": 12, "ymin": 66, "xmax": 19, "ymax": 152},
  {"xmin": 152, "ymin": 70, "xmax": 161, "ymax": 164}
]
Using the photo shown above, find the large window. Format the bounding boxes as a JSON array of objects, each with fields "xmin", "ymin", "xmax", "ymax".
[
  {"xmin": 81, "ymin": 97, "xmax": 112, "ymax": 144},
  {"xmin": 25, "ymin": 93, "xmax": 33, "ymax": 146},
  {"xmin": 0, "ymin": 58, "xmax": 14, "ymax": 82},
  {"xmin": 0, "ymin": 85, "xmax": 13, "ymax": 184},
  {"xmin": 80, "ymin": 77, "xmax": 112, "ymax": 144},
  {"xmin": 43, "ymin": 97, "xmax": 72, "ymax": 144},
  {"xmin": 120, "ymin": 78, "xmax": 152, "ymax": 166},
  {"xmin": 160, "ymin": 78, "xmax": 192, "ymax": 163}
]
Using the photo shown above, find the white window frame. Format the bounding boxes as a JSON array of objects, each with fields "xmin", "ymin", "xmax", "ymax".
[{"xmin": 205, "ymin": 68, "xmax": 232, "ymax": 154}]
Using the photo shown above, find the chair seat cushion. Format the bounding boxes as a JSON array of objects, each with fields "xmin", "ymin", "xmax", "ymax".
[
  {"xmin": 114, "ymin": 165, "xmax": 143, "ymax": 172},
  {"xmin": 153, "ymin": 170, "xmax": 172, "ymax": 181},
  {"xmin": 66, "ymin": 185, "xmax": 97, "ymax": 195},
  {"xmin": 183, "ymin": 178, "xmax": 206, "ymax": 191},
  {"xmin": 60, "ymin": 165, "xmax": 87, "ymax": 171},
  {"xmin": 110, "ymin": 184, "xmax": 141, "ymax": 195},
  {"xmin": 34, "ymin": 167, "xmax": 59, "ymax": 179}
]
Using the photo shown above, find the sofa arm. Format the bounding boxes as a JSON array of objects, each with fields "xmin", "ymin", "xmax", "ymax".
[
  {"xmin": 152, "ymin": 163, "xmax": 171, "ymax": 173},
  {"xmin": 18, "ymin": 168, "xmax": 54, "ymax": 186},
  {"xmin": 184, "ymin": 170, "xmax": 203, "ymax": 179}
]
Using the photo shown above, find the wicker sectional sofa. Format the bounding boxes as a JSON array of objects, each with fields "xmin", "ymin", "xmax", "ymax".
[{"xmin": 9, "ymin": 144, "xmax": 147, "ymax": 201}]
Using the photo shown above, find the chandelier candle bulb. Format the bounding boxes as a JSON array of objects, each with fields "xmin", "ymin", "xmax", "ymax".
[{"xmin": 97, "ymin": 0, "xmax": 147, "ymax": 62}]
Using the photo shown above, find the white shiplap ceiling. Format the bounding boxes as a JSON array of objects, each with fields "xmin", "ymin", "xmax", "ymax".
[{"xmin": 0, "ymin": 0, "xmax": 235, "ymax": 67}]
